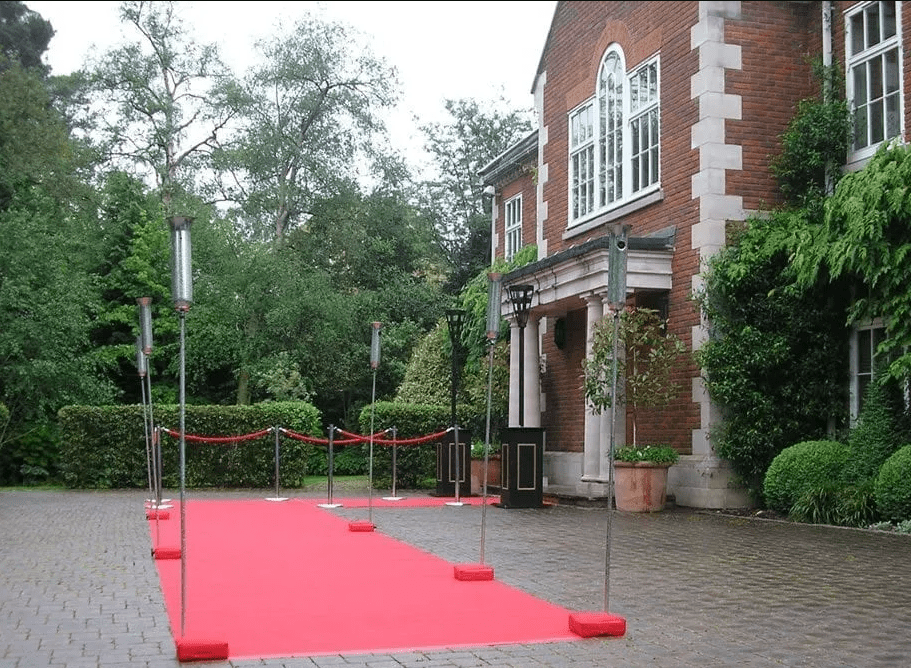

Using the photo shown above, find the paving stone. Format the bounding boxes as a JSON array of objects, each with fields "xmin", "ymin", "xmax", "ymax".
[{"xmin": 2, "ymin": 489, "xmax": 910, "ymax": 668}]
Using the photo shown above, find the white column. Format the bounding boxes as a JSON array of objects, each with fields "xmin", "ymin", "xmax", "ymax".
[
  {"xmin": 581, "ymin": 294, "xmax": 604, "ymax": 480},
  {"xmin": 508, "ymin": 318, "xmax": 521, "ymax": 427},
  {"xmin": 524, "ymin": 315, "xmax": 541, "ymax": 427}
]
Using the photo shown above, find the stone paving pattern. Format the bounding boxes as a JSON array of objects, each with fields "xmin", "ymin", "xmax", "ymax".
[{"xmin": 2, "ymin": 488, "xmax": 910, "ymax": 667}]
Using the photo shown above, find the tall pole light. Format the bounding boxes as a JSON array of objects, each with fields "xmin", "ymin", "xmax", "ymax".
[
  {"xmin": 169, "ymin": 215, "xmax": 193, "ymax": 638},
  {"xmin": 445, "ymin": 308, "xmax": 467, "ymax": 505},
  {"xmin": 480, "ymin": 273, "xmax": 501, "ymax": 563},
  {"xmin": 136, "ymin": 335, "xmax": 153, "ymax": 504},
  {"xmin": 603, "ymin": 225, "xmax": 628, "ymax": 613},
  {"xmin": 507, "ymin": 284, "xmax": 534, "ymax": 427},
  {"xmin": 137, "ymin": 297, "xmax": 159, "ymax": 506},
  {"xmin": 368, "ymin": 322, "xmax": 381, "ymax": 525}
]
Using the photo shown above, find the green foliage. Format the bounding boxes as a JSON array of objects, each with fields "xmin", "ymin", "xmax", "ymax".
[
  {"xmin": 762, "ymin": 440, "xmax": 850, "ymax": 514},
  {"xmin": 583, "ymin": 307, "xmax": 687, "ymax": 446},
  {"xmin": 0, "ymin": 2, "xmax": 54, "ymax": 74},
  {"xmin": 769, "ymin": 62, "xmax": 850, "ymax": 209},
  {"xmin": 57, "ymin": 401, "xmax": 322, "ymax": 489},
  {"xmin": 792, "ymin": 143, "xmax": 911, "ymax": 384},
  {"xmin": 846, "ymin": 372, "xmax": 905, "ymax": 483},
  {"xmin": 614, "ymin": 444, "xmax": 679, "ymax": 465},
  {"xmin": 417, "ymin": 97, "xmax": 535, "ymax": 292},
  {"xmin": 874, "ymin": 444, "xmax": 911, "ymax": 522},
  {"xmin": 790, "ymin": 479, "xmax": 878, "ymax": 527},
  {"xmin": 696, "ymin": 210, "xmax": 850, "ymax": 500}
]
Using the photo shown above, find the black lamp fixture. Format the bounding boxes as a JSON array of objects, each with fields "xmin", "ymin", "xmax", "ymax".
[
  {"xmin": 445, "ymin": 308, "xmax": 467, "ymax": 502},
  {"xmin": 507, "ymin": 284, "xmax": 534, "ymax": 426}
]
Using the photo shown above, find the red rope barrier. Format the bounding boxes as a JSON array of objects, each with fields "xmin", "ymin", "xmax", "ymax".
[
  {"xmin": 160, "ymin": 427, "xmax": 273, "ymax": 444},
  {"xmin": 161, "ymin": 426, "xmax": 453, "ymax": 447},
  {"xmin": 373, "ymin": 428, "xmax": 453, "ymax": 446}
]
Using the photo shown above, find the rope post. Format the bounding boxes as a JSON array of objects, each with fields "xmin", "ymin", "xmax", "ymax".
[
  {"xmin": 383, "ymin": 426, "xmax": 403, "ymax": 501},
  {"xmin": 266, "ymin": 427, "xmax": 287, "ymax": 502},
  {"xmin": 318, "ymin": 426, "xmax": 342, "ymax": 508}
]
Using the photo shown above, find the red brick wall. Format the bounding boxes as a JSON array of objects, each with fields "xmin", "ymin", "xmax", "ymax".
[{"xmin": 514, "ymin": 2, "xmax": 837, "ymax": 456}]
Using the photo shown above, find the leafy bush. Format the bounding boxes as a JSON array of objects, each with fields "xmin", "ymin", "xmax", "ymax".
[
  {"xmin": 790, "ymin": 479, "xmax": 878, "ymax": 527},
  {"xmin": 614, "ymin": 444, "xmax": 679, "ymax": 465},
  {"xmin": 58, "ymin": 401, "xmax": 322, "ymax": 488},
  {"xmin": 874, "ymin": 444, "xmax": 911, "ymax": 522},
  {"xmin": 359, "ymin": 401, "xmax": 465, "ymax": 490},
  {"xmin": 763, "ymin": 440, "xmax": 850, "ymax": 514},
  {"xmin": 846, "ymin": 374, "xmax": 905, "ymax": 483}
]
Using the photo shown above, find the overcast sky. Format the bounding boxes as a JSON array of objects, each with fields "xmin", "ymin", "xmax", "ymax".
[{"xmin": 26, "ymin": 1, "xmax": 556, "ymax": 172}]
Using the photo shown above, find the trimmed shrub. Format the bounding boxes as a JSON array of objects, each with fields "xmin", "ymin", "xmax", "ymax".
[
  {"xmin": 874, "ymin": 444, "xmax": 911, "ymax": 522},
  {"xmin": 358, "ymin": 401, "xmax": 473, "ymax": 490},
  {"xmin": 763, "ymin": 440, "xmax": 850, "ymax": 514},
  {"xmin": 846, "ymin": 375, "xmax": 904, "ymax": 483},
  {"xmin": 58, "ymin": 401, "xmax": 322, "ymax": 489}
]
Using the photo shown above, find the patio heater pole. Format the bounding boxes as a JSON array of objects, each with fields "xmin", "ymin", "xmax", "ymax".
[
  {"xmin": 169, "ymin": 216, "xmax": 193, "ymax": 638},
  {"xmin": 480, "ymin": 273, "xmax": 501, "ymax": 563},
  {"xmin": 445, "ymin": 309, "xmax": 467, "ymax": 506}
]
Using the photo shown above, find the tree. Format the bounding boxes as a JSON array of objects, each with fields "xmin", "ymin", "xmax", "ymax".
[
  {"xmin": 0, "ymin": 1, "xmax": 53, "ymax": 74},
  {"xmin": 78, "ymin": 0, "xmax": 232, "ymax": 213},
  {"xmin": 417, "ymin": 97, "xmax": 535, "ymax": 292},
  {"xmin": 0, "ymin": 63, "xmax": 116, "ymax": 482},
  {"xmin": 209, "ymin": 13, "xmax": 400, "ymax": 242},
  {"xmin": 583, "ymin": 307, "xmax": 687, "ymax": 447}
]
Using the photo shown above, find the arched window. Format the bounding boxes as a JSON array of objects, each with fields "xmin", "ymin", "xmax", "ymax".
[{"xmin": 569, "ymin": 46, "xmax": 660, "ymax": 225}]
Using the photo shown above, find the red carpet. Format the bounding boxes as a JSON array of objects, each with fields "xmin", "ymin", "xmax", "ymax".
[{"xmin": 150, "ymin": 499, "xmax": 580, "ymax": 660}]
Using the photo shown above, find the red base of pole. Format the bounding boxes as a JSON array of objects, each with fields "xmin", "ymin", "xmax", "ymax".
[
  {"xmin": 348, "ymin": 520, "xmax": 375, "ymax": 532},
  {"xmin": 146, "ymin": 509, "xmax": 170, "ymax": 520},
  {"xmin": 453, "ymin": 563, "xmax": 495, "ymax": 581},
  {"xmin": 568, "ymin": 611, "xmax": 627, "ymax": 637},
  {"xmin": 153, "ymin": 546, "xmax": 182, "ymax": 560},
  {"xmin": 175, "ymin": 638, "xmax": 229, "ymax": 662}
]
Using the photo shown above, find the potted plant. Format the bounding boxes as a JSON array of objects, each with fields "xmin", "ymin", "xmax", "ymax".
[
  {"xmin": 582, "ymin": 307, "xmax": 687, "ymax": 511},
  {"xmin": 470, "ymin": 440, "xmax": 502, "ymax": 495},
  {"xmin": 613, "ymin": 444, "xmax": 679, "ymax": 511}
]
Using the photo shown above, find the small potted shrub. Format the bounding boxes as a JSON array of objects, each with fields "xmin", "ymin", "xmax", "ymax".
[{"xmin": 612, "ymin": 444, "xmax": 679, "ymax": 512}]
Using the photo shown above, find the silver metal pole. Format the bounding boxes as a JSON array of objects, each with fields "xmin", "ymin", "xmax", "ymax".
[
  {"xmin": 604, "ymin": 309, "xmax": 620, "ymax": 612},
  {"xmin": 178, "ymin": 312, "xmax": 188, "ymax": 638},
  {"xmin": 368, "ymin": 370, "xmax": 377, "ymax": 524},
  {"xmin": 328, "ymin": 426, "xmax": 335, "ymax": 505},
  {"xmin": 274, "ymin": 427, "xmax": 281, "ymax": 499},
  {"xmin": 390, "ymin": 427, "xmax": 398, "ymax": 498},
  {"xmin": 480, "ymin": 341, "xmax": 496, "ymax": 564}
]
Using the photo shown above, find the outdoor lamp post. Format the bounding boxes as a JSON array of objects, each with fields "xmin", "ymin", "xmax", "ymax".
[
  {"xmin": 445, "ymin": 308, "xmax": 467, "ymax": 504},
  {"xmin": 507, "ymin": 284, "xmax": 534, "ymax": 426},
  {"xmin": 168, "ymin": 215, "xmax": 193, "ymax": 638}
]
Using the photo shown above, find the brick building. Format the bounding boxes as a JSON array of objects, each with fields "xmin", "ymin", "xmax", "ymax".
[{"xmin": 480, "ymin": 1, "xmax": 906, "ymax": 507}]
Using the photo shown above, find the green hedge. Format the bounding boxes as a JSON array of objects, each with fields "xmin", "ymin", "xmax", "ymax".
[
  {"xmin": 58, "ymin": 401, "xmax": 322, "ymax": 489},
  {"xmin": 358, "ymin": 401, "xmax": 472, "ymax": 490},
  {"xmin": 874, "ymin": 444, "xmax": 911, "ymax": 522},
  {"xmin": 763, "ymin": 440, "xmax": 850, "ymax": 514}
]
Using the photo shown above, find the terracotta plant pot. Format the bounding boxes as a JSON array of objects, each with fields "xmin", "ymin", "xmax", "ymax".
[
  {"xmin": 470, "ymin": 455, "xmax": 501, "ymax": 495},
  {"xmin": 613, "ymin": 461, "xmax": 671, "ymax": 512}
]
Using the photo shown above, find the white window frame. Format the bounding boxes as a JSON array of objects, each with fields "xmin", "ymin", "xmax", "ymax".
[
  {"xmin": 504, "ymin": 194, "xmax": 523, "ymax": 261},
  {"xmin": 850, "ymin": 319, "xmax": 887, "ymax": 422},
  {"xmin": 845, "ymin": 1, "xmax": 904, "ymax": 163},
  {"xmin": 568, "ymin": 46, "xmax": 660, "ymax": 227}
]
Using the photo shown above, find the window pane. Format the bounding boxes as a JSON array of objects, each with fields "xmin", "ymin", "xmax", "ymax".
[
  {"xmin": 871, "ymin": 100, "xmax": 884, "ymax": 144},
  {"xmin": 870, "ymin": 57, "xmax": 883, "ymax": 100},
  {"xmin": 886, "ymin": 92, "xmax": 900, "ymax": 138},
  {"xmin": 883, "ymin": 0, "xmax": 896, "ymax": 39},
  {"xmin": 867, "ymin": 2, "xmax": 881, "ymax": 46},
  {"xmin": 850, "ymin": 13, "xmax": 865, "ymax": 55},
  {"xmin": 859, "ymin": 329, "xmax": 872, "ymax": 370},
  {"xmin": 853, "ymin": 105, "xmax": 869, "ymax": 149},
  {"xmin": 853, "ymin": 63, "xmax": 868, "ymax": 104},
  {"xmin": 650, "ymin": 145, "xmax": 659, "ymax": 183},
  {"xmin": 885, "ymin": 48, "xmax": 899, "ymax": 93}
]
